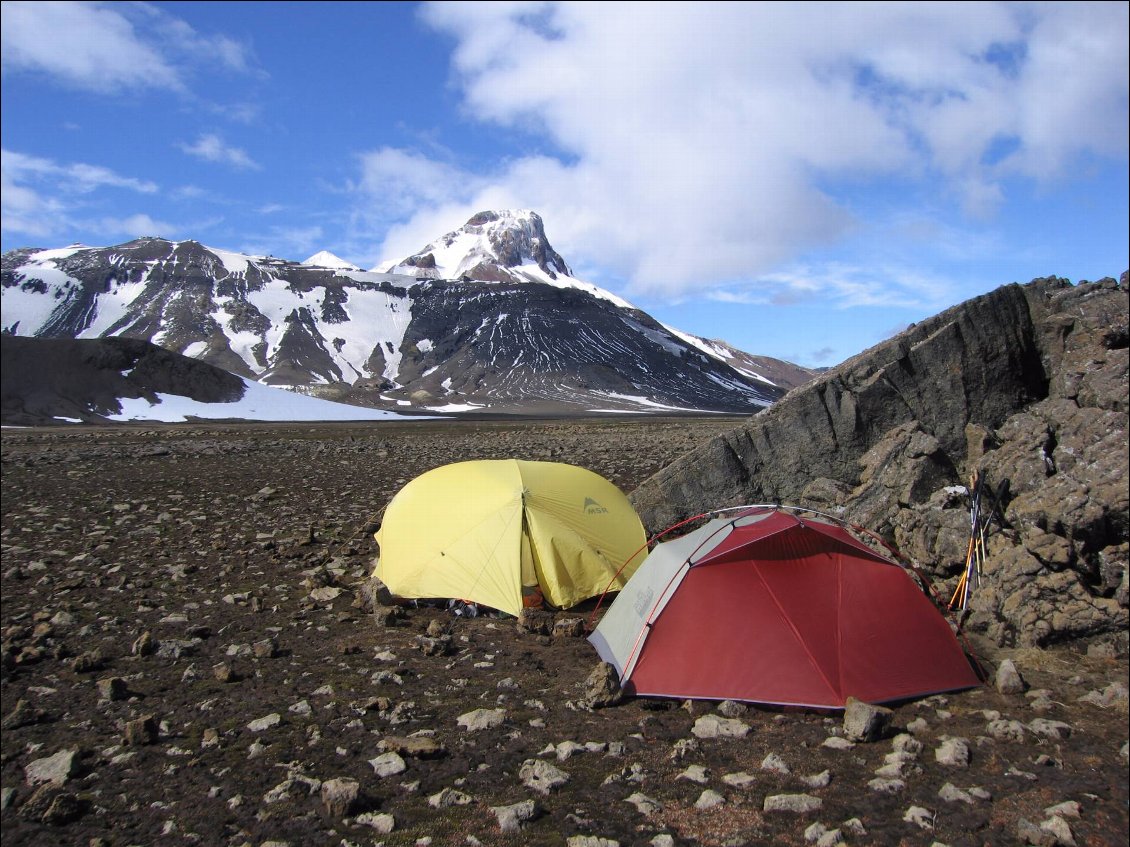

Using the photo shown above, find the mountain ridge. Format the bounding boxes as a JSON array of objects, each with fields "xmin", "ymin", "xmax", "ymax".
[{"xmin": 1, "ymin": 212, "xmax": 815, "ymax": 417}]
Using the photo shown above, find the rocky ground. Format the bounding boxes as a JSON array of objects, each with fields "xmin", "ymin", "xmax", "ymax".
[{"xmin": 1, "ymin": 418, "xmax": 1127, "ymax": 847}]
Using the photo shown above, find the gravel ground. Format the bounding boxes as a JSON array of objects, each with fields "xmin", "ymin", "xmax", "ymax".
[{"xmin": 1, "ymin": 418, "xmax": 1127, "ymax": 847}]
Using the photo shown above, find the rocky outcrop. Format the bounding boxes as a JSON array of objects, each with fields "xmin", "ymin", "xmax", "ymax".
[{"xmin": 630, "ymin": 275, "xmax": 1129, "ymax": 649}]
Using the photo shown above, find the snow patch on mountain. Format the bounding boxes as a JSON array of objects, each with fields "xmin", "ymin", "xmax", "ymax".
[{"xmin": 211, "ymin": 247, "xmax": 252, "ymax": 277}]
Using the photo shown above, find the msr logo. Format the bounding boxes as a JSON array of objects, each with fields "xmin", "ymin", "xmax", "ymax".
[{"xmin": 583, "ymin": 497, "xmax": 608, "ymax": 514}]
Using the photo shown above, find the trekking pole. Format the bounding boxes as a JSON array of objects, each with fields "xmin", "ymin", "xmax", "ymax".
[{"xmin": 950, "ymin": 470, "xmax": 983, "ymax": 611}]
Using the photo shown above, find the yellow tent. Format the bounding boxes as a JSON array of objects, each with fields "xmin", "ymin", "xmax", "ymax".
[{"xmin": 372, "ymin": 460, "xmax": 647, "ymax": 616}]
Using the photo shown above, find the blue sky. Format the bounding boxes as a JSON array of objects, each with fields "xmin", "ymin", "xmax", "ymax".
[{"xmin": 2, "ymin": 1, "xmax": 1127, "ymax": 368}]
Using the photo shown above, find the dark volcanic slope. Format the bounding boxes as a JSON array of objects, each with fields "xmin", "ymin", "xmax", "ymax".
[
  {"xmin": 1, "ymin": 335, "xmax": 245, "ymax": 426},
  {"xmin": 2, "ymin": 420, "xmax": 1127, "ymax": 847}
]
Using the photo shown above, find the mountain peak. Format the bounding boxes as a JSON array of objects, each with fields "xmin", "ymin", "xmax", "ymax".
[
  {"xmin": 380, "ymin": 209, "xmax": 573, "ymax": 283},
  {"xmin": 304, "ymin": 250, "xmax": 360, "ymax": 271}
]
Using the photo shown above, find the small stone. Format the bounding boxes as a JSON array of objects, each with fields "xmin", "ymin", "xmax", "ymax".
[
  {"xmin": 1017, "ymin": 818, "xmax": 1058, "ymax": 847},
  {"xmin": 891, "ymin": 733, "xmax": 923, "ymax": 755},
  {"xmin": 800, "ymin": 770, "xmax": 832, "ymax": 788},
  {"xmin": 821, "ymin": 736, "xmax": 855, "ymax": 750},
  {"xmin": 905, "ymin": 717, "xmax": 929, "ymax": 734},
  {"xmin": 843, "ymin": 697, "xmax": 892, "ymax": 742},
  {"xmin": 553, "ymin": 618, "xmax": 585, "ymax": 638},
  {"xmin": 694, "ymin": 789, "xmax": 725, "ymax": 810},
  {"xmin": 934, "ymin": 737, "xmax": 971, "ymax": 767},
  {"xmin": 1078, "ymin": 681, "xmax": 1129, "ymax": 707},
  {"xmin": 986, "ymin": 718, "xmax": 1027, "ymax": 742},
  {"xmin": 716, "ymin": 699, "xmax": 748, "ymax": 718},
  {"xmin": 24, "ymin": 749, "xmax": 78, "ymax": 787},
  {"xmin": 457, "ymin": 708, "xmax": 506, "ymax": 731},
  {"xmin": 428, "ymin": 787, "xmax": 473, "ymax": 808},
  {"xmin": 96, "ymin": 677, "xmax": 129, "ymax": 702},
  {"xmin": 1041, "ymin": 815, "xmax": 1077, "ymax": 847},
  {"xmin": 70, "ymin": 651, "xmax": 103, "ymax": 673},
  {"xmin": 805, "ymin": 823, "xmax": 829, "ymax": 843},
  {"xmin": 582, "ymin": 662, "xmax": 623, "ymax": 709},
  {"xmin": 995, "ymin": 659, "xmax": 1027, "ymax": 694},
  {"xmin": 516, "ymin": 608, "xmax": 554, "ymax": 635},
  {"xmin": 1044, "ymin": 801, "xmax": 1081, "ymax": 819},
  {"xmin": 722, "ymin": 771, "xmax": 756, "ymax": 788},
  {"xmin": 416, "ymin": 635, "xmax": 452, "ymax": 656},
  {"xmin": 938, "ymin": 782, "xmax": 974, "ymax": 804},
  {"xmin": 2, "ymin": 699, "xmax": 40, "ymax": 730},
  {"xmin": 676, "ymin": 764, "xmax": 709, "ymax": 783},
  {"xmin": 842, "ymin": 818, "xmax": 867, "ymax": 836},
  {"xmin": 39, "ymin": 789, "xmax": 84, "ymax": 824},
  {"xmin": 252, "ymin": 638, "xmax": 278, "ymax": 659},
  {"xmin": 670, "ymin": 738, "xmax": 700, "ymax": 759},
  {"xmin": 625, "ymin": 792, "xmax": 662, "ymax": 815},
  {"xmin": 520, "ymin": 758, "xmax": 570, "ymax": 794},
  {"xmin": 123, "ymin": 715, "xmax": 158, "ymax": 746},
  {"xmin": 903, "ymin": 806, "xmax": 934, "ymax": 830},
  {"xmin": 355, "ymin": 811, "xmax": 395, "ymax": 833},
  {"xmin": 377, "ymin": 735, "xmax": 445, "ymax": 758},
  {"xmin": 212, "ymin": 662, "xmax": 238, "ymax": 683},
  {"xmin": 369, "ymin": 752, "xmax": 407, "ymax": 777},
  {"xmin": 692, "ymin": 714, "xmax": 750, "ymax": 739},
  {"xmin": 761, "ymin": 753, "xmax": 790, "ymax": 774},
  {"xmin": 320, "ymin": 777, "xmax": 359, "ymax": 817},
  {"xmin": 763, "ymin": 793, "xmax": 823, "ymax": 813},
  {"xmin": 1028, "ymin": 719, "xmax": 1072, "ymax": 740},
  {"xmin": 491, "ymin": 799, "xmax": 541, "ymax": 833},
  {"xmin": 246, "ymin": 713, "xmax": 281, "ymax": 733},
  {"xmin": 131, "ymin": 631, "xmax": 156, "ymax": 657},
  {"xmin": 868, "ymin": 778, "xmax": 906, "ymax": 794},
  {"xmin": 373, "ymin": 605, "xmax": 406, "ymax": 627}
]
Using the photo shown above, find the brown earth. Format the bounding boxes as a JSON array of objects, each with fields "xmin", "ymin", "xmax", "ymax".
[{"xmin": 1, "ymin": 418, "xmax": 1127, "ymax": 847}]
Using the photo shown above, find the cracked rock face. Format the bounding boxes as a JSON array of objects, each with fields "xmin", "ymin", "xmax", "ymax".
[{"xmin": 631, "ymin": 274, "xmax": 1129, "ymax": 649}]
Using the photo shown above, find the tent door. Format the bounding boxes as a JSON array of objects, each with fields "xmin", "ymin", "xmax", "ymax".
[{"xmin": 519, "ymin": 512, "xmax": 544, "ymax": 609}]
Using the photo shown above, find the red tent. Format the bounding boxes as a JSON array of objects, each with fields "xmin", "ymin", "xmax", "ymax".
[{"xmin": 588, "ymin": 507, "xmax": 980, "ymax": 709}]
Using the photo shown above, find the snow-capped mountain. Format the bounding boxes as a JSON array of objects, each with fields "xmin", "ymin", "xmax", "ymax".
[
  {"xmin": 378, "ymin": 210, "xmax": 574, "ymax": 285},
  {"xmin": 304, "ymin": 250, "xmax": 361, "ymax": 271},
  {"xmin": 1, "ymin": 211, "xmax": 813, "ymax": 415}
]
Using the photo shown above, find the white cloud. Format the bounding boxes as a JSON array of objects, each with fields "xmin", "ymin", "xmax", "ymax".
[
  {"xmin": 1, "ymin": 148, "xmax": 160, "ymax": 241},
  {"xmin": 0, "ymin": 0, "xmax": 181, "ymax": 92},
  {"xmin": 179, "ymin": 134, "xmax": 260, "ymax": 171},
  {"xmin": 2, "ymin": 149, "xmax": 158, "ymax": 194},
  {"xmin": 0, "ymin": 1, "xmax": 257, "ymax": 93},
  {"xmin": 358, "ymin": 1, "xmax": 1128, "ymax": 301},
  {"xmin": 89, "ymin": 213, "xmax": 175, "ymax": 240}
]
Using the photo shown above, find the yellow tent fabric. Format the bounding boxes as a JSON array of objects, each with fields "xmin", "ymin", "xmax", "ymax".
[{"xmin": 372, "ymin": 460, "xmax": 647, "ymax": 616}]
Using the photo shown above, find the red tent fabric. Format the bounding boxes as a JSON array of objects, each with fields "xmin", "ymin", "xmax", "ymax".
[{"xmin": 588, "ymin": 508, "xmax": 980, "ymax": 708}]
